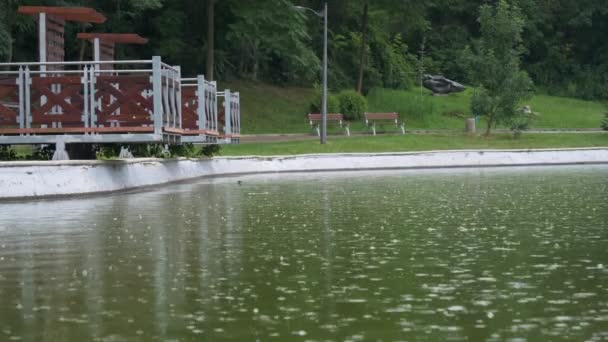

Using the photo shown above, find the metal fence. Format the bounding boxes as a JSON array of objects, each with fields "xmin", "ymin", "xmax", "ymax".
[
  {"xmin": 217, "ymin": 90, "xmax": 241, "ymax": 144},
  {"xmin": 0, "ymin": 56, "xmax": 181, "ymax": 144},
  {"xmin": 181, "ymin": 76, "xmax": 219, "ymax": 144}
]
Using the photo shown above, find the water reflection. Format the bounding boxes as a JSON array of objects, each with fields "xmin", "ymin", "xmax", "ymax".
[{"xmin": 0, "ymin": 166, "xmax": 607, "ymax": 341}]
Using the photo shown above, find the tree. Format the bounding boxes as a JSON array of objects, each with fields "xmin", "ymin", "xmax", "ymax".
[
  {"xmin": 0, "ymin": 0, "xmax": 34, "ymax": 64},
  {"xmin": 464, "ymin": 0, "xmax": 533, "ymax": 136},
  {"xmin": 356, "ymin": 2, "xmax": 368, "ymax": 94},
  {"xmin": 226, "ymin": 0, "xmax": 318, "ymax": 83},
  {"xmin": 206, "ymin": 0, "xmax": 216, "ymax": 80}
]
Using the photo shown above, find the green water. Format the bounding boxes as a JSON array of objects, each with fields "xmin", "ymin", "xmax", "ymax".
[{"xmin": 0, "ymin": 166, "xmax": 607, "ymax": 341}]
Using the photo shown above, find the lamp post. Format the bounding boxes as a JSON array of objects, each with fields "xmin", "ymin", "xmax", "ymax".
[{"xmin": 295, "ymin": 3, "xmax": 328, "ymax": 144}]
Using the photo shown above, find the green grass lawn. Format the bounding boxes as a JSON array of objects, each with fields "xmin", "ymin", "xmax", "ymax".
[
  {"xmin": 222, "ymin": 133, "xmax": 608, "ymax": 156},
  {"xmin": 367, "ymin": 88, "xmax": 605, "ymax": 129},
  {"xmin": 220, "ymin": 80, "xmax": 315, "ymax": 134},
  {"xmin": 220, "ymin": 81, "xmax": 605, "ymax": 134}
]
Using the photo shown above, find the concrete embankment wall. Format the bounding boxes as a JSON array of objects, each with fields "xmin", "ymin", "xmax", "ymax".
[{"xmin": 1, "ymin": 148, "xmax": 607, "ymax": 200}]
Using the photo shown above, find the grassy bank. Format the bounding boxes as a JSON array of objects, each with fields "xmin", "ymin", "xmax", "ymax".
[
  {"xmin": 221, "ymin": 133, "xmax": 608, "ymax": 156},
  {"xmin": 221, "ymin": 81, "xmax": 605, "ymax": 134},
  {"xmin": 367, "ymin": 88, "xmax": 605, "ymax": 129},
  {"xmin": 221, "ymin": 80, "xmax": 315, "ymax": 134}
]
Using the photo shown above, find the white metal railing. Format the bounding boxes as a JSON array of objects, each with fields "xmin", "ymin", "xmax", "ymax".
[
  {"xmin": 181, "ymin": 75, "xmax": 217, "ymax": 135},
  {"xmin": 218, "ymin": 90, "xmax": 241, "ymax": 142},
  {"xmin": 0, "ymin": 56, "xmax": 180, "ymax": 137}
]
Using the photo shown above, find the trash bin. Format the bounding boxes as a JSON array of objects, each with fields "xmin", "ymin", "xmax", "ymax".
[{"xmin": 465, "ymin": 118, "xmax": 476, "ymax": 133}]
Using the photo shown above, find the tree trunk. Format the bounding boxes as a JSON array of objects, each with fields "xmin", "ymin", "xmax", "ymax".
[
  {"xmin": 238, "ymin": 49, "xmax": 245, "ymax": 75},
  {"xmin": 252, "ymin": 45, "xmax": 259, "ymax": 81},
  {"xmin": 485, "ymin": 114, "xmax": 494, "ymax": 136},
  {"xmin": 356, "ymin": 2, "xmax": 369, "ymax": 94},
  {"xmin": 206, "ymin": 0, "xmax": 216, "ymax": 81},
  {"xmin": 6, "ymin": 37, "xmax": 12, "ymax": 63}
]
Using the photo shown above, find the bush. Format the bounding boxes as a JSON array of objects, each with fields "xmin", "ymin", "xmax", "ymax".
[
  {"xmin": 337, "ymin": 90, "xmax": 368, "ymax": 121},
  {"xmin": 308, "ymin": 90, "xmax": 340, "ymax": 114},
  {"xmin": 0, "ymin": 146, "xmax": 16, "ymax": 161},
  {"xmin": 601, "ymin": 113, "xmax": 608, "ymax": 131},
  {"xmin": 508, "ymin": 107, "xmax": 537, "ymax": 139},
  {"xmin": 169, "ymin": 143, "xmax": 198, "ymax": 158},
  {"xmin": 95, "ymin": 143, "xmax": 167, "ymax": 159},
  {"xmin": 32, "ymin": 145, "xmax": 54, "ymax": 161},
  {"xmin": 201, "ymin": 144, "xmax": 221, "ymax": 157}
]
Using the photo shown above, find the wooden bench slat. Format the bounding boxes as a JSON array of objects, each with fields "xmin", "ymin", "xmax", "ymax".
[
  {"xmin": 307, "ymin": 113, "xmax": 345, "ymax": 122},
  {"xmin": 365, "ymin": 112, "xmax": 399, "ymax": 120}
]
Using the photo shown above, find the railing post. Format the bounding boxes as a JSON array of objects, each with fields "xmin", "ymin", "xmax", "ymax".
[
  {"xmin": 82, "ymin": 66, "xmax": 89, "ymax": 128},
  {"xmin": 168, "ymin": 67, "xmax": 177, "ymax": 128},
  {"xmin": 17, "ymin": 67, "xmax": 25, "ymax": 129},
  {"xmin": 24, "ymin": 67, "xmax": 31, "ymax": 129},
  {"xmin": 152, "ymin": 56, "xmax": 163, "ymax": 136},
  {"xmin": 89, "ymin": 66, "xmax": 97, "ymax": 128},
  {"xmin": 235, "ymin": 92, "xmax": 240, "ymax": 137},
  {"xmin": 162, "ymin": 66, "xmax": 170, "ymax": 129},
  {"xmin": 175, "ymin": 66, "xmax": 182, "ymax": 129},
  {"xmin": 224, "ymin": 89, "xmax": 232, "ymax": 143},
  {"xmin": 197, "ymin": 75, "xmax": 205, "ymax": 131},
  {"xmin": 212, "ymin": 81, "xmax": 218, "ymax": 134}
]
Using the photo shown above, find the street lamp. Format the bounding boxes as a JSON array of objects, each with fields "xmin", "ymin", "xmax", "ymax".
[{"xmin": 295, "ymin": 3, "xmax": 328, "ymax": 144}]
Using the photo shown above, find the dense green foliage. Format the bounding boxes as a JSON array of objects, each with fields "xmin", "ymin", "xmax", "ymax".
[
  {"xmin": 337, "ymin": 90, "xmax": 367, "ymax": 121},
  {"xmin": 309, "ymin": 89, "xmax": 340, "ymax": 114},
  {"xmin": 1, "ymin": 0, "xmax": 607, "ymax": 99},
  {"xmin": 602, "ymin": 113, "xmax": 608, "ymax": 131},
  {"xmin": 465, "ymin": 0, "xmax": 533, "ymax": 135},
  {"xmin": 0, "ymin": 146, "xmax": 17, "ymax": 161}
]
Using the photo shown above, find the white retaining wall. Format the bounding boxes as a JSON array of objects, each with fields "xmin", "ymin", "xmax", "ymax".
[{"xmin": 0, "ymin": 148, "xmax": 607, "ymax": 200}]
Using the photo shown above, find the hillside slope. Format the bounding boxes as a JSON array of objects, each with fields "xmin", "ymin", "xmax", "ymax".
[{"xmin": 221, "ymin": 81, "xmax": 605, "ymax": 134}]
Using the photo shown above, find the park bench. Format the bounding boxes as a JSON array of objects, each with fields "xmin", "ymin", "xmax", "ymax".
[
  {"xmin": 364, "ymin": 112, "xmax": 405, "ymax": 135},
  {"xmin": 307, "ymin": 113, "xmax": 350, "ymax": 136}
]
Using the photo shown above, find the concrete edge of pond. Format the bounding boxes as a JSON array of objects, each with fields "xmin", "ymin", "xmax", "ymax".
[{"xmin": 1, "ymin": 148, "xmax": 607, "ymax": 201}]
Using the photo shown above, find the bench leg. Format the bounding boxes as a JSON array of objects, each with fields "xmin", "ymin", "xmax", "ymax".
[
  {"xmin": 345, "ymin": 126, "xmax": 350, "ymax": 137},
  {"xmin": 316, "ymin": 126, "xmax": 320, "ymax": 137},
  {"xmin": 372, "ymin": 124, "xmax": 377, "ymax": 136},
  {"xmin": 400, "ymin": 124, "xmax": 406, "ymax": 135}
]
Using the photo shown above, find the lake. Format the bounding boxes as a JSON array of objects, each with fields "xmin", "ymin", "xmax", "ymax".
[{"xmin": 0, "ymin": 166, "xmax": 607, "ymax": 341}]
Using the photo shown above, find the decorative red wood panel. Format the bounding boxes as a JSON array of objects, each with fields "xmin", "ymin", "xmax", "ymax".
[
  {"xmin": 94, "ymin": 75, "xmax": 154, "ymax": 126},
  {"xmin": 181, "ymin": 87, "xmax": 198, "ymax": 129},
  {"xmin": 29, "ymin": 76, "xmax": 85, "ymax": 126},
  {"xmin": 0, "ymin": 79, "xmax": 19, "ymax": 126}
]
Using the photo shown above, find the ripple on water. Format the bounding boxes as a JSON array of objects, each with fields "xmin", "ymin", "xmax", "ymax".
[{"xmin": 0, "ymin": 166, "xmax": 607, "ymax": 340}]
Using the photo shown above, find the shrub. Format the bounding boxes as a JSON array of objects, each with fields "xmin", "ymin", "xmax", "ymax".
[
  {"xmin": 509, "ymin": 106, "xmax": 538, "ymax": 139},
  {"xmin": 0, "ymin": 146, "xmax": 16, "ymax": 161},
  {"xmin": 95, "ymin": 143, "xmax": 167, "ymax": 159},
  {"xmin": 32, "ymin": 145, "xmax": 55, "ymax": 160},
  {"xmin": 337, "ymin": 90, "xmax": 368, "ymax": 121},
  {"xmin": 169, "ymin": 143, "xmax": 198, "ymax": 158},
  {"xmin": 201, "ymin": 144, "xmax": 221, "ymax": 157},
  {"xmin": 308, "ymin": 90, "xmax": 340, "ymax": 114},
  {"xmin": 601, "ymin": 113, "xmax": 608, "ymax": 131}
]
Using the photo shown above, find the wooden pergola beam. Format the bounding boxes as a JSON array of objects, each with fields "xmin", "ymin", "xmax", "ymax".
[
  {"xmin": 76, "ymin": 33, "xmax": 149, "ymax": 45},
  {"xmin": 18, "ymin": 6, "xmax": 106, "ymax": 23}
]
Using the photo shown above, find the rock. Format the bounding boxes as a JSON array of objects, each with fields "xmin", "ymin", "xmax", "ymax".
[{"xmin": 423, "ymin": 74, "xmax": 466, "ymax": 95}]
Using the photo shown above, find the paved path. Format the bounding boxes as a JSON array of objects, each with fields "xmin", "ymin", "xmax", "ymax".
[{"xmin": 241, "ymin": 129, "xmax": 607, "ymax": 143}]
